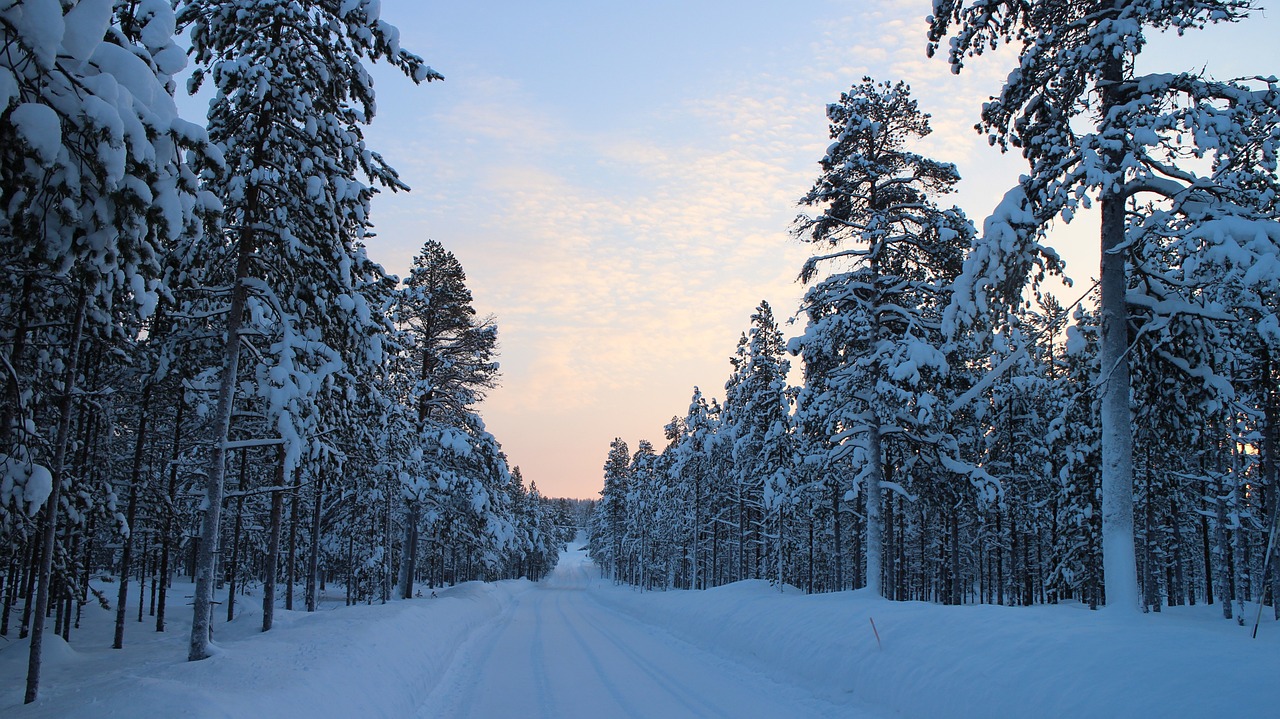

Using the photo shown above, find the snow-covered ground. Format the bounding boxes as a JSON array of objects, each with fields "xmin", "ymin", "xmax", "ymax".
[
  {"xmin": 423, "ymin": 547, "xmax": 866, "ymax": 718},
  {"xmin": 3, "ymin": 545, "xmax": 1277, "ymax": 718}
]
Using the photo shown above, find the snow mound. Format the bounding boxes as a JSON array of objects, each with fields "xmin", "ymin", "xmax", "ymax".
[{"xmin": 595, "ymin": 580, "xmax": 1280, "ymax": 718}]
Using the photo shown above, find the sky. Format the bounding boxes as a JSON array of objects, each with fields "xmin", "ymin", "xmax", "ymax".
[{"xmin": 331, "ymin": 1, "xmax": 1280, "ymax": 500}]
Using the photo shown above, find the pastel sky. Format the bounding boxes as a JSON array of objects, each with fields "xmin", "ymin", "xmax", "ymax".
[{"xmin": 338, "ymin": 1, "xmax": 1278, "ymax": 499}]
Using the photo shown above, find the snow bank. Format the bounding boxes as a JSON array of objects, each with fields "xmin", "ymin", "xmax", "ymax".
[{"xmin": 594, "ymin": 580, "xmax": 1280, "ymax": 718}]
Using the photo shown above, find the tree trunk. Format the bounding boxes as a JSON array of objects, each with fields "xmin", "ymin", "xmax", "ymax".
[
  {"xmin": 865, "ymin": 422, "xmax": 884, "ymax": 598},
  {"xmin": 287, "ymin": 463, "xmax": 301, "ymax": 610},
  {"xmin": 346, "ymin": 529, "xmax": 355, "ymax": 606},
  {"xmin": 149, "ymin": 542, "xmax": 159, "ymax": 617},
  {"xmin": 262, "ymin": 449, "xmax": 286, "ymax": 632},
  {"xmin": 1097, "ymin": 51, "xmax": 1139, "ymax": 612},
  {"xmin": 807, "ymin": 513, "xmax": 814, "ymax": 594},
  {"xmin": 692, "ymin": 472, "xmax": 701, "ymax": 591},
  {"xmin": 1234, "ymin": 438, "xmax": 1250, "ymax": 624},
  {"xmin": 398, "ymin": 499, "xmax": 419, "ymax": 599},
  {"xmin": 382, "ymin": 483, "xmax": 392, "ymax": 603},
  {"xmin": 996, "ymin": 509, "xmax": 1005, "ymax": 605},
  {"xmin": 25, "ymin": 291, "xmax": 86, "ymax": 703},
  {"xmin": 1198, "ymin": 512, "xmax": 1212, "ymax": 605},
  {"xmin": 189, "ymin": 223, "xmax": 255, "ymax": 661},
  {"xmin": 737, "ymin": 492, "xmax": 746, "ymax": 584},
  {"xmin": 1169, "ymin": 499, "xmax": 1186, "ymax": 607},
  {"xmin": 951, "ymin": 510, "xmax": 962, "ymax": 605},
  {"xmin": 305, "ymin": 468, "xmax": 326, "ymax": 612},
  {"xmin": 227, "ymin": 454, "xmax": 247, "ymax": 623},
  {"xmin": 20, "ymin": 530, "xmax": 40, "ymax": 638},
  {"xmin": 711, "ymin": 514, "xmax": 719, "ymax": 588},
  {"xmin": 1215, "ymin": 473, "xmax": 1233, "ymax": 620},
  {"xmin": 832, "ymin": 479, "xmax": 844, "ymax": 592},
  {"xmin": 114, "ymin": 384, "xmax": 152, "ymax": 648},
  {"xmin": 1, "ymin": 551, "xmax": 18, "ymax": 635},
  {"xmin": 156, "ymin": 388, "xmax": 185, "ymax": 633},
  {"xmin": 776, "ymin": 503, "xmax": 784, "ymax": 591},
  {"xmin": 134, "ymin": 535, "xmax": 145, "ymax": 623},
  {"xmin": 1264, "ymin": 351, "xmax": 1280, "ymax": 620}
]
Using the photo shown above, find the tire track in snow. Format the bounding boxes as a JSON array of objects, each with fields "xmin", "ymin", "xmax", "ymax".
[
  {"xmin": 416, "ymin": 589, "xmax": 523, "ymax": 718},
  {"xmin": 569, "ymin": 592, "xmax": 732, "ymax": 719},
  {"xmin": 528, "ymin": 587, "xmax": 559, "ymax": 718},
  {"xmin": 549, "ymin": 589, "xmax": 648, "ymax": 719}
]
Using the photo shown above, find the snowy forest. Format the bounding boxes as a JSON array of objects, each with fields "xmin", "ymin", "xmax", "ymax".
[
  {"xmin": 589, "ymin": 3, "xmax": 1280, "ymax": 619},
  {"xmin": 0, "ymin": 0, "xmax": 579, "ymax": 704},
  {"xmin": 3, "ymin": 0, "xmax": 1280, "ymax": 716}
]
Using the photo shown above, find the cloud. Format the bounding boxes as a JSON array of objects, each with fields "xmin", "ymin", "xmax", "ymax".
[{"xmin": 361, "ymin": 1, "xmax": 1052, "ymax": 498}]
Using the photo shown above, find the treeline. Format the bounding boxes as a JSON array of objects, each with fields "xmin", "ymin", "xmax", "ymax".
[
  {"xmin": 590, "ymin": 1, "xmax": 1280, "ymax": 618},
  {"xmin": 0, "ymin": 0, "xmax": 566, "ymax": 702}
]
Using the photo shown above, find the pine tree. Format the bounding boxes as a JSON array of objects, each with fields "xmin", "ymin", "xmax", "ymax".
[
  {"xmin": 2, "ymin": 0, "xmax": 208, "ymax": 700},
  {"xmin": 393, "ymin": 239, "xmax": 497, "ymax": 598},
  {"xmin": 792, "ymin": 79, "xmax": 972, "ymax": 598},
  {"xmin": 595, "ymin": 439, "xmax": 631, "ymax": 580},
  {"xmin": 176, "ymin": 0, "xmax": 437, "ymax": 660},
  {"xmin": 928, "ymin": 0, "xmax": 1280, "ymax": 609},
  {"xmin": 727, "ymin": 302, "xmax": 793, "ymax": 587}
]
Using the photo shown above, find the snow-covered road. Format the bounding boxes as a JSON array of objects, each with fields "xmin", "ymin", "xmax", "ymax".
[
  {"xmin": 421, "ymin": 547, "xmax": 862, "ymax": 718},
  {"xmin": 9, "ymin": 543, "xmax": 1277, "ymax": 718}
]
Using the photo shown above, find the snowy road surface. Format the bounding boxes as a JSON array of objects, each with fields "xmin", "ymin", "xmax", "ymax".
[
  {"xmin": 421, "ymin": 547, "xmax": 866, "ymax": 718},
  {"xmin": 10, "ymin": 544, "xmax": 1273, "ymax": 718}
]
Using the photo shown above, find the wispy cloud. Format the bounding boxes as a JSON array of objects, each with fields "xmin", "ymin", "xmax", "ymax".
[{"xmin": 362, "ymin": 1, "xmax": 1060, "ymax": 497}]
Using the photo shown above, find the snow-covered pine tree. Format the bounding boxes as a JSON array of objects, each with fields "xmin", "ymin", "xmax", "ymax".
[
  {"xmin": 176, "ymin": 0, "xmax": 438, "ymax": 660},
  {"xmin": 394, "ymin": 239, "xmax": 498, "ymax": 597},
  {"xmin": 722, "ymin": 331, "xmax": 752, "ymax": 580},
  {"xmin": 1, "ymin": 0, "xmax": 209, "ymax": 699},
  {"xmin": 626, "ymin": 439, "xmax": 659, "ymax": 587},
  {"xmin": 728, "ymin": 301, "xmax": 793, "ymax": 588},
  {"xmin": 669, "ymin": 389, "xmax": 715, "ymax": 589},
  {"xmin": 928, "ymin": 0, "xmax": 1280, "ymax": 610},
  {"xmin": 656, "ymin": 415, "xmax": 688, "ymax": 588},
  {"xmin": 594, "ymin": 438, "xmax": 631, "ymax": 580},
  {"xmin": 791, "ymin": 79, "xmax": 972, "ymax": 598}
]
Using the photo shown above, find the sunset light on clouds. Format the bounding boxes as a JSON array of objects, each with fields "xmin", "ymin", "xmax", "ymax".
[{"xmin": 349, "ymin": 0, "xmax": 1279, "ymax": 499}]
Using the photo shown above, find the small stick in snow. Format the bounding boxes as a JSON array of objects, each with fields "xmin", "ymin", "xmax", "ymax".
[{"xmin": 869, "ymin": 617, "xmax": 882, "ymax": 650}]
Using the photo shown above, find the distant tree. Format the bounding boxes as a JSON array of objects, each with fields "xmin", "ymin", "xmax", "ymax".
[
  {"xmin": 595, "ymin": 439, "xmax": 632, "ymax": 580},
  {"xmin": 626, "ymin": 440, "xmax": 660, "ymax": 587},
  {"xmin": 727, "ymin": 302, "xmax": 792, "ymax": 587}
]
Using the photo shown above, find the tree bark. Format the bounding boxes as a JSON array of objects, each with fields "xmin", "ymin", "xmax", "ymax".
[
  {"xmin": 287, "ymin": 465, "xmax": 300, "ymax": 610},
  {"xmin": 189, "ymin": 218, "xmax": 256, "ymax": 660},
  {"xmin": 226, "ymin": 451, "xmax": 247, "ymax": 623},
  {"xmin": 832, "ymin": 479, "xmax": 843, "ymax": 592},
  {"xmin": 1097, "ymin": 51, "xmax": 1140, "ymax": 612},
  {"xmin": 305, "ymin": 468, "xmax": 326, "ymax": 612},
  {"xmin": 1, "ymin": 551, "xmax": 17, "ymax": 636},
  {"xmin": 865, "ymin": 422, "xmax": 884, "ymax": 598},
  {"xmin": 397, "ymin": 499, "xmax": 419, "ymax": 599},
  {"xmin": 1170, "ymin": 499, "xmax": 1186, "ymax": 607},
  {"xmin": 1262, "ymin": 350, "xmax": 1280, "ymax": 619},
  {"xmin": 25, "ymin": 291, "xmax": 87, "ymax": 703},
  {"xmin": 1215, "ymin": 472, "xmax": 1234, "ymax": 620},
  {"xmin": 114, "ymin": 384, "xmax": 152, "ymax": 648},
  {"xmin": 156, "ymin": 390, "xmax": 185, "ymax": 633},
  {"xmin": 262, "ymin": 449, "xmax": 285, "ymax": 631},
  {"xmin": 0, "ymin": 274, "xmax": 34, "ymax": 449},
  {"xmin": 19, "ymin": 532, "xmax": 39, "ymax": 638}
]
